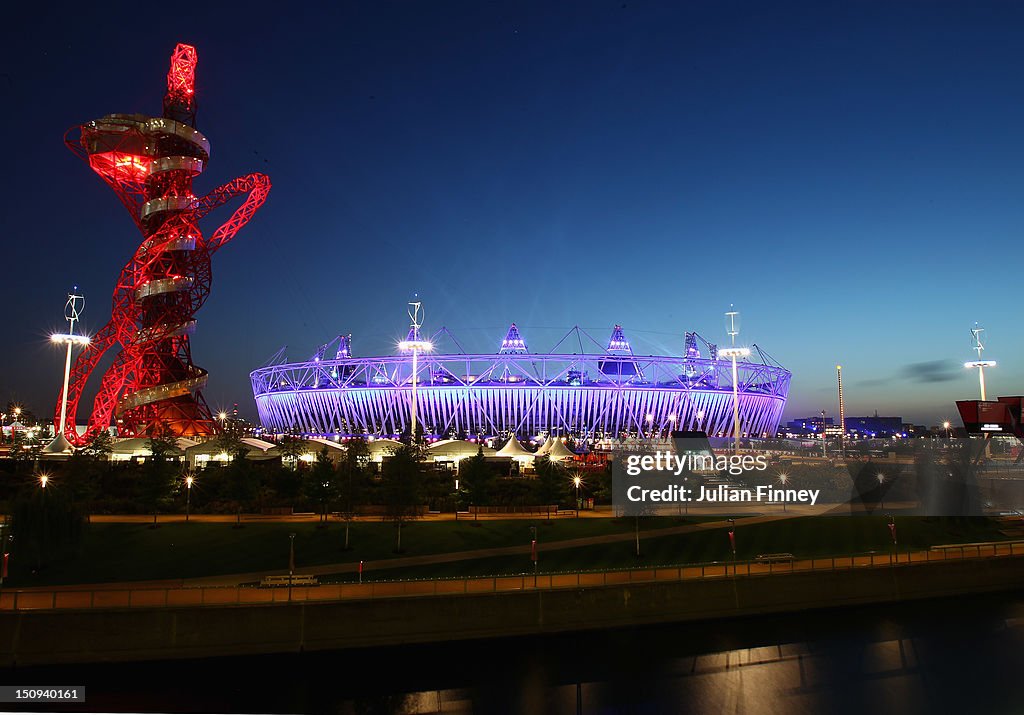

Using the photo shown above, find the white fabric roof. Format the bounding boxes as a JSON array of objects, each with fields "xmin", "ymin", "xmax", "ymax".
[
  {"xmin": 428, "ymin": 439, "xmax": 496, "ymax": 458},
  {"xmin": 496, "ymin": 436, "xmax": 534, "ymax": 458},
  {"xmin": 547, "ymin": 439, "xmax": 578, "ymax": 461}
]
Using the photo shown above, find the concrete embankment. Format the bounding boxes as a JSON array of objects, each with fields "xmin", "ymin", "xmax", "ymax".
[{"xmin": 1, "ymin": 557, "xmax": 1022, "ymax": 666}]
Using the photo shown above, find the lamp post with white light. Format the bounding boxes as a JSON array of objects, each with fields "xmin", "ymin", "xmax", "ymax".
[
  {"xmin": 48, "ymin": 288, "xmax": 89, "ymax": 451},
  {"xmin": 185, "ymin": 473, "xmax": 194, "ymax": 522},
  {"xmin": 720, "ymin": 306, "xmax": 750, "ymax": 452}
]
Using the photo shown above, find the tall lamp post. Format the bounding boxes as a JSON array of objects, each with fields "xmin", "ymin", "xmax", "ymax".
[
  {"xmin": 48, "ymin": 288, "xmax": 89, "ymax": 452},
  {"xmin": 185, "ymin": 473, "xmax": 194, "ymax": 522},
  {"xmin": 573, "ymin": 475, "xmax": 582, "ymax": 517},
  {"xmin": 965, "ymin": 324, "xmax": 996, "ymax": 459},
  {"xmin": 398, "ymin": 299, "xmax": 432, "ymax": 443},
  {"xmin": 720, "ymin": 307, "xmax": 750, "ymax": 453},
  {"xmin": 820, "ymin": 410, "xmax": 827, "ymax": 459},
  {"xmin": 288, "ymin": 532, "xmax": 296, "ymax": 602},
  {"xmin": 964, "ymin": 324, "xmax": 996, "ymax": 401},
  {"xmin": 727, "ymin": 517, "xmax": 736, "ymax": 574}
]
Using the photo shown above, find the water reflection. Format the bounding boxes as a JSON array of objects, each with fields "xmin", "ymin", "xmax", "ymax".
[{"xmin": 5, "ymin": 592, "xmax": 1023, "ymax": 714}]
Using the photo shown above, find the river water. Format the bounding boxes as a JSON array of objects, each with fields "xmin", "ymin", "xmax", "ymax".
[{"xmin": 4, "ymin": 591, "xmax": 1024, "ymax": 714}]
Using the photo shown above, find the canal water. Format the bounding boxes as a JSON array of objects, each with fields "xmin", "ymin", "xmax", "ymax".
[{"xmin": 4, "ymin": 591, "xmax": 1023, "ymax": 714}]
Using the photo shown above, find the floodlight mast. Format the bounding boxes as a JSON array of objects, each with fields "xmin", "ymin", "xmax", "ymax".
[
  {"xmin": 719, "ymin": 305, "xmax": 750, "ymax": 452},
  {"xmin": 398, "ymin": 299, "xmax": 432, "ymax": 441},
  {"xmin": 49, "ymin": 288, "xmax": 89, "ymax": 451},
  {"xmin": 964, "ymin": 324, "xmax": 996, "ymax": 401}
]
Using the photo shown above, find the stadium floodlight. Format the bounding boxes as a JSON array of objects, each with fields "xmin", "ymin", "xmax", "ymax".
[
  {"xmin": 49, "ymin": 288, "xmax": 89, "ymax": 451},
  {"xmin": 965, "ymin": 324, "xmax": 996, "ymax": 401},
  {"xmin": 402, "ymin": 299, "xmax": 432, "ymax": 440},
  {"xmin": 721, "ymin": 306, "xmax": 751, "ymax": 452}
]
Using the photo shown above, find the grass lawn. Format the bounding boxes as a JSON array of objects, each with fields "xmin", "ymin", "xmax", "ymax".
[
  {"xmin": 323, "ymin": 516, "xmax": 1012, "ymax": 583},
  {"xmin": 8, "ymin": 515, "xmax": 710, "ymax": 587}
]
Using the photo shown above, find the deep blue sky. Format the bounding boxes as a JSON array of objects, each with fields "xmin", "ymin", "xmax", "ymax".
[{"xmin": 3, "ymin": 1, "xmax": 1023, "ymax": 426}]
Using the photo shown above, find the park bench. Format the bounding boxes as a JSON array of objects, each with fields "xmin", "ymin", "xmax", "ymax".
[{"xmin": 260, "ymin": 574, "xmax": 319, "ymax": 587}]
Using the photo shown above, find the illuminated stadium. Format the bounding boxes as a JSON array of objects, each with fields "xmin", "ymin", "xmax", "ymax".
[{"xmin": 250, "ymin": 321, "xmax": 791, "ymax": 443}]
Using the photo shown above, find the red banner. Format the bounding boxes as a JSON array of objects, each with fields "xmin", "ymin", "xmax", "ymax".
[
  {"xmin": 888, "ymin": 522, "xmax": 897, "ymax": 544},
  {"xmin": 728, "ymin": 530, "xmax": 735, "ymax": 552},
  {"xmin": 531, "ymin": 539, "xmax": 537, "ymax": 563}
]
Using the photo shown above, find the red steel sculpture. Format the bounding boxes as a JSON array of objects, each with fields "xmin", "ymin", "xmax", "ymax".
[{"xmin": 57, "ymin": 43, "xmax": 270, "ymax": 446}]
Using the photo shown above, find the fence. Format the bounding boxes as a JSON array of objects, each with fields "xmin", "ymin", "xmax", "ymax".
[{"xmin": 0, "ymin": 540, "xmax": 1020, "ymax": 612}]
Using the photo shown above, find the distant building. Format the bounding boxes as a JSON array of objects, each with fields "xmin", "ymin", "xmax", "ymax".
[
  {"xmin": 843, "ymin": 416, "xmax": 904, "ymax": 438},
  {"xmin": 785, "ymin": 414, "xmax": 909, "ymax": 438}
]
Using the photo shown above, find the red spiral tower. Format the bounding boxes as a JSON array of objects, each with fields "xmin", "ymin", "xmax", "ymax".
[{"xmin": 57, "ymin": 43, "xmax": 271, "ymax": 446}]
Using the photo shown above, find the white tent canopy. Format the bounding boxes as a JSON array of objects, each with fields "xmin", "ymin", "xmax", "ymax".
[
  {"xmin": 546, "ymin": 439, "xmax": 578, "ymax": 461},
  {"xmin": 496, "ymin": 436, "xmax": 534, "ymax": 461}
]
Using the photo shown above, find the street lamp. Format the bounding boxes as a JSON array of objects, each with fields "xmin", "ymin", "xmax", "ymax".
[
  {"xmin": 887, "ymin": 514, "xmax": 897, "ymax": 565},
  {"xmin": 877, "ymin": 472, "xmax": 885, "ymax": 511},
  {"xmin": 820, "ymin": 410, "xmax": 827, "ymax": 459},
  {"xmin": 721, "ymin": 306, "xmax": 750, "ymax": 453},
  {"xmin": 288, "ymin": 532, "xmax": 296, "ymax": 602},
  {"xmin": 530, "ymin": 525, "xmax": 538, "ymax": 586},
  {"xmin": 185, "ymin": 473, "xmax": 194, "ymax": 522},
  {"xmin": 777, "ymin": 472, "xmax": 789, "ymax": 512},
  {"xmin": 943, "ymin": 421, "xmax": 951, "ymax": 439},
  {"xmin": 727, "ymin": 517, "xmax": 737, "ymax": 573},
  {"xmin": 573, "ymin": 475, "xmax": 582, "ymax": 517}
]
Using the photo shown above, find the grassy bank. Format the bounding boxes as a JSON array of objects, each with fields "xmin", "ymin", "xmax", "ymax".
[
  {"xmin": 8, "ymin": 515, "xmax": 706, "ymax": 587},
  {"xmin": 323, "ymin": 516, "xmax": 1011, "ymax": 582}
]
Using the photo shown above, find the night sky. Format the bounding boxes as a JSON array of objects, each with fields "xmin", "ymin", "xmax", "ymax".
[{"xmin": 4, "ymin": 1, "xmax": 1024, "ymax": 426}]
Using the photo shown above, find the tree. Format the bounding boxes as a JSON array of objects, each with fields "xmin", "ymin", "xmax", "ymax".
[
  {"xmin": 304, "ymin": 447, "xmax": 338, "ymax": 524},
  {"xmin": 139, "ymin": 430, "xmax": 178, "ymax": 527},
  {"xmin": 81, "ymin": 431, "xmax": 114, "ymax": 461},
  {"xmin": 380, "ymin": 444, "xmax": 425, "ymax": 553},
  {"xmin": 279, "ymin": 436, "xmax": 304, "ymax": 470},
  {"xmin": 62, "ymin": 447, "xmax": 100, "ymax": 509},
  {"xmin": 10, "ymin": 481, "xmax": 86, "ymax": 573},
  {"xmin": 338, "ymin": 438, "xmax": 370, "ymax": 549},
  {"xmin": 225, "ymin": 446, "xmax": 258, "ymax": 527},
  {"xmin": 215, "ymin": 420, "xmax": 246, "ymax": 457},
  {"xmin": 593, "ymin": 461, "xmax": 614, "ymax": 504},
  {"xmin": 460, "ymin": 446, "xmax": 495, "ymax": 508},
  {"xmin": 534, "ymin": 456, "xmax": 567, "ymax": 508}
]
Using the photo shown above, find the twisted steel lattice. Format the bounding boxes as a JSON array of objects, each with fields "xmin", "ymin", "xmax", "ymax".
[{"xmin": 56, "ymin": 44, "xmax": 270, "ymax": 446}]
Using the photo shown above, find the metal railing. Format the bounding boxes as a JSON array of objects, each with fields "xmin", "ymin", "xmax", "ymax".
[{"xmin": 0, "ymin": 540, "xmax": 1019, "ymax": 612}]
